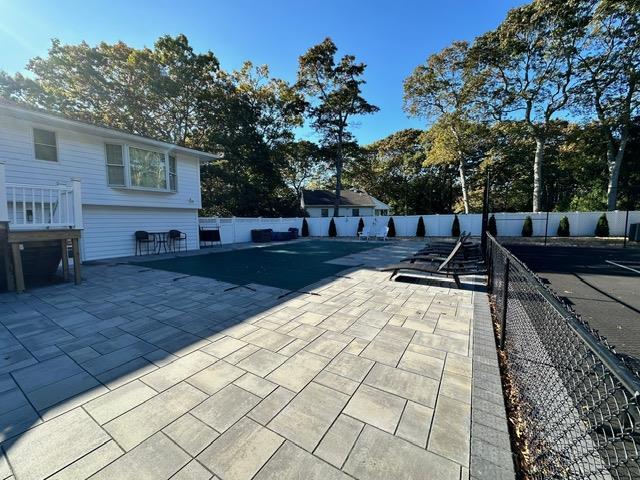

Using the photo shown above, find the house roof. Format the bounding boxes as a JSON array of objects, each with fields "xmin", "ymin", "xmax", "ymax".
[
  {"xmin": 302, "ymin": 189, "xmax": 389, "ymax": 208},
  {"xmin": 0, "ymin": 98, "xmax": 222, "ymax": 162}
]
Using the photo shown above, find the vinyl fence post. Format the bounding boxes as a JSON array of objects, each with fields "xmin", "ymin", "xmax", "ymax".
[
  {"xmin": 499, "ymin": 257, "xmax": 510, "ymax": 350},
  {"xmin": 232, "ymin": 216, "xmax": 237, "ymax": 244},
  {"xmin": 623, "ymin": 210, "xmax": 630, "ymax": 249},
  {"xmin": 544, "ymin": 211, "xmax": 549, "ymax": 246}
]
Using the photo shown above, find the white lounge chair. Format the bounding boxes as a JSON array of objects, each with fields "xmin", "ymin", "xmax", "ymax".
[
  {"xmin": 376, "ymin": 226, "xmax": 389, "ymax": 241},
  {"xmin": 359, "ymin": 226, "xmax": 371, "ymax": 240}
]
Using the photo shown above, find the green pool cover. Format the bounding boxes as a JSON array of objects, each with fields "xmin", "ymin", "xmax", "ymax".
[{"xmin": 132, "ymin": 240, "xmax": 384, "ymax": 291}]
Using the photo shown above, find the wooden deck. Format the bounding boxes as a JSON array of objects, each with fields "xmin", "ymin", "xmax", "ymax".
[{"xmin": 1, "ymin": 222, "xmax": 82, "ymax": 293}]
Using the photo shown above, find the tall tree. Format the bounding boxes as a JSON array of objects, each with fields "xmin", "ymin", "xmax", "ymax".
[
  {"xmin": 227, "ymin": 62, "xmax": 305, "ymax": 148},
  {"xmin": 472, "ymin": 0, "xmax": 588, "ymax": 211},
  {"xmin": 404, "ymin": 41, "xmax": 483, "ymax": 213},
  {"xmin": 1, "ymin": 35, "xmax": 222, "ymax": 147},
  {"xmin": 296, "ymin": 38, "xmax": 379, "ymax": 216},
  {"xmin": 576, "ymin": 0, "xmax": 639, "ymax": 210},
  {"xmin": 276, "ymin": 140, "xmax": 323, "ymax": 199},
  {"xmin": 423, "ymin": 118, "xmax": 490, "ymax": 212}
]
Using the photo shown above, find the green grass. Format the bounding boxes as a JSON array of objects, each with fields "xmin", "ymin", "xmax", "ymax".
[{"xmin": 132, "ymin": 240, "xmax": 383, "ymax": 291}]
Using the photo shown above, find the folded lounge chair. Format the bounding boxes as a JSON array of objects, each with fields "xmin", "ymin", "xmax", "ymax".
[
  {"xmin": 359, "ymin": 226, "xmax": 372, "ymax": 240},
  {"xmin": 409, "ymin": 235, "xmax": 482, "ymax": 263},
  {"xmin": 380, "ymin": 239, "xmax": 486, "ymax": 288},
  {"xmin": 376, "ymin": 226, "xmax": 389, "ymax": 241},
  {"xmin": 416, "ymin": 232, "xmax": 472, "ymax": 253}
]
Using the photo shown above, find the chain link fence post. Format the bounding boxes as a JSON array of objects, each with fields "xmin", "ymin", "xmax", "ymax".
[
  {"xmin": 487, "ymin": 242, "xmax": 493, "ymax": 292},
  {"xmin": 499, "ymin": 257, "xmax": 510, "ymax": 350}
]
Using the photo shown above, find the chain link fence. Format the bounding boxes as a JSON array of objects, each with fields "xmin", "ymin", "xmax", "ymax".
[{"xmin": 486, "ymin": 234, "xmax": 640, "ymax": 479}]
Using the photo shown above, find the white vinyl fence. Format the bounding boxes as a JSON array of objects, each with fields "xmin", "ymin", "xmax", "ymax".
[{"xmin": 199, "ymin": 210, "xmax": 640, "ymax": 245}]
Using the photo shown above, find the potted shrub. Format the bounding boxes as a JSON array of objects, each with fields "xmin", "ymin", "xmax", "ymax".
[
  {"xmin": 452, "ymin": 214, "xmax": 461, "ymax": 237},
  {"xmin": 595, "ymin": 213, "xmax": 609, "ymax": 237},
  {"xmin": 387, "ymin": 217, "xmax": 396, "ymax": 237},
  {"xmin": 328, "ymin": 218, "xmax": 337, "ymax": 237},
  {"xmin": 488, "ymin": 215, "xmax": 497, "ymax": 236},
  {"xmin": 301, "ymin": 217, "xmax": 309, "ymax": 237},
  {"xmin": 522, "ymin": 216, "xmax": 533, "ymax": 237},
  {"xmin": 557, "ymin": 216, "xmax": 570, "ymax": 237},
  {"xmin": 416, "ymin": 216, "xmax": 425, "ymax": 237},
  {"xmin": 357, "ymin": 217, "xmax": 365, "ymax": 236}
]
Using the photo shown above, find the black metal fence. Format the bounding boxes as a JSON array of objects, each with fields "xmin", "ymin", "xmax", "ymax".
[{"xmin": 486, "ymin": 234, "xmax": 640, "ymax": 479}]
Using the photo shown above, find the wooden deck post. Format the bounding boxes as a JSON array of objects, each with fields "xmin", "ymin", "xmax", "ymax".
[
  {"xmin": 0, "ymin": 165, "xmax": 11, "ymax": 292},
  {"xmin": 61, "ymin": 239, "xmax": 69, "ymax": 282},
  {"xmin": 11, "ymin": 243, "xmax": 24, "ymax": 293},
  {"xmin": 71, "ymin": 237, "xmax": 81, "ymax": 285},
  {"xmin": 0, "ymin": 221, "xmax": 11, "ymax": 291}
]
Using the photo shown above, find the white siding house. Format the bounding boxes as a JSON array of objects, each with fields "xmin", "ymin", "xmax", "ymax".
[
  {"xmin": 0, "ymin": 100, "xmax": 219, "ymax": 261},
  {"xmin": 301, "ymin": 189, "xmax": 391, "ymax": 218}
]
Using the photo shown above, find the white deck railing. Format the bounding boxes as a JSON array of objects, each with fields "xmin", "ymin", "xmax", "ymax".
[{"xmin": 0, "ymin": 162, "xmax": 83, "ymax": 230}]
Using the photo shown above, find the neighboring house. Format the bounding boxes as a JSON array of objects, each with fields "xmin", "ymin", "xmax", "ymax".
[
  {"xmin": 0, "ymin": 99, "xmax": 219, "ymax": 261},
  {"xmin": 301, "ymin": 189, "xmax": 391, "ymax": 217}
]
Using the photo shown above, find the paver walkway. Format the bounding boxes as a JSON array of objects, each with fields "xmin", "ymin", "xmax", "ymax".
[{"xmin": 0, "ymin": 241, "xmax": 478, "ymax": 480}]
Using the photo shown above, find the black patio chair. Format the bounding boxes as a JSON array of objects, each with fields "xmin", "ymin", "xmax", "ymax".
[
  {"xmin": 169, "ymin": 229, "xmax": 187, "ymax": 253},
  {"xmin": 135, "ymin": 231, "xmax": 154, "ymax": 256}
]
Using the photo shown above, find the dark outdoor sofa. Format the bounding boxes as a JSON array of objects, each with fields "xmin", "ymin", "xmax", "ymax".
[{"xmin": 251, "ymin": 228, "xmax": 299, "ymax": 243}]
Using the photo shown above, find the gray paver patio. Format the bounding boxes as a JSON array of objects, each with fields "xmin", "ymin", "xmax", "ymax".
[{"xmin": 0, "ymin": 239, "xmax": 506, "ymax": 479}]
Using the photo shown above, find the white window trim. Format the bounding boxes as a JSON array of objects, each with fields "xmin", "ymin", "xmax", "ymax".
[
  {"xmin": 32, "ymin": 127, "xmax": 59, "ymax": 162},
  {"xmin": 168, "ymin": 154, "xmax": 178, "ymax": 193},
  {"xmin": 105, "ymin": 142, "xmax": 177, "ymax": 193},
  {"xmin": 105, "ymin": 143, "xmax": 126, "ymax": 187}
]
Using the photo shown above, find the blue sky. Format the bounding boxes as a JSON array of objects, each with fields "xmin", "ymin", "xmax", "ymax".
[{"xmin": 0, "ymin": 0, "xmax": 525, "ymax": 145}]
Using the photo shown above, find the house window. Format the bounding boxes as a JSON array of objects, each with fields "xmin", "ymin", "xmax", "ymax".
[
  {"xmin": 105, "ymin": 143, "xmax": 177, "ymax": 192},
  {"xmin": 33, "ymin": 128, "xmax": 57, "ymax": 161},
  {"xmin": 129, "ymin": 146, "xmax": 167, "ymax": 189},
  {"xmin": 106, "ymin": 144, "xmax": 125, "ymax": 186},
  {"xmin": 169, "ymin": 155, "xmax": 177, "ymax": 192},
  {"xmin": 352, "ymin": 208, "xmax": 360, "ymax": 217},
  {"xmin": 321, "ymin": 208, "xmax": 329, "ymax": 217}
]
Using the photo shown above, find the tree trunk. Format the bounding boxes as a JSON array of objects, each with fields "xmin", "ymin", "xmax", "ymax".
[
  {"xmin": 458, "ymin": 159, "xmax": 469, "ymax": 214},
  {"xmin": 532, "ymin": 136, "xmax": 545, "ymax": 212},
  {"xmin": 606, "ymin": 135, "xmax": 628, "ymax": 211},
  {"xmin": 450, "ymin": 127, "xmax": 469, "ymax": 214}
]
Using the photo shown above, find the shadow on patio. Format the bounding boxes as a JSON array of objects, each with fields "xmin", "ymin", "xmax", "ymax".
[{"xmin": 0, "ymin": 240, "xmax": 477, "ymax": 480}]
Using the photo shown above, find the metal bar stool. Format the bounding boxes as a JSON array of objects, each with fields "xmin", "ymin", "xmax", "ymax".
[
  {"xmin": 169, "ymin": 230, "xmax": 187, "ymax": 253},
  {"xmin": 134, "ymin": 231, "xmax": 154, "ymax": 255}
]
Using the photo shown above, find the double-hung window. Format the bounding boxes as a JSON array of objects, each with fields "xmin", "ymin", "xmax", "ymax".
[
  {"xmin": 169, "ymin": 155, "xmax": 177, "ymax": 191},
  {"xmin": 33, "ymin": 128, "xmax": 58, "ymax": 161},
  {"xmin": 105, "ymin": 144, "xmax": 125, "ymax": 186},
  {"xmin": 105, "ymin": 144, "xmax": 177, "ymax": 192}
]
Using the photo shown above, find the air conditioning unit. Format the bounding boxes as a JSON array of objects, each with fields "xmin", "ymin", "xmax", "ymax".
[{"xmin": 629, "ymin": 223, "xmax": 640, "ymax": 242}]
